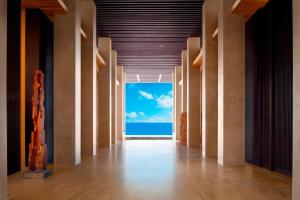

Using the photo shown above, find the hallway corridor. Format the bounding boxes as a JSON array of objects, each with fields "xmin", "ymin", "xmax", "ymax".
[{"xmin": 8, "ymin": 141, "xmax": 291, "ymax": 200}]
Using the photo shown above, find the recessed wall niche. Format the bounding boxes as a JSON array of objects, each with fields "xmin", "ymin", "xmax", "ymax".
[
  {"xmin": 25, "ymin": 9, "xmax": 54, "ymax": 166},
  {"xmin": 245, "ymin": 0, "xmax": 293, "ymax": 175}
]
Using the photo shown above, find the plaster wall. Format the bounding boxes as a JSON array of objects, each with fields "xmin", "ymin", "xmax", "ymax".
[
  {"xmin": 217, "ymin": 0, "xmax": 245, "ymax": 165},
  {"xmin": 293, "ymin": 0, "xmax": 300, "ymax": 198},
  {"xmin": 97, "ymin": 37, "xmax": 112, "ymax": 147},
  {"xmin": 54, "ymin": 0, "xmax": 81, "ymax": 165},
  {"xmin": 202, "ymin": 0, "xmax": 218, "ymax": 157},
  {"xmin": 81, "ymin": 0, "xmax": 97, "ymax": 156}
]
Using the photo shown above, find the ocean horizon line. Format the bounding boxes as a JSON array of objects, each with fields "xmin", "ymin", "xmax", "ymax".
[{"xmin": 126, "ymin": 122, "xmax": 173, "ymax": 124}]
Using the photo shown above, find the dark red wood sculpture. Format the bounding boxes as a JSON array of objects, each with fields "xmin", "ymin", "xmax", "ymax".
[
  {"xmin": 28, "ymin": 70, "xmax": 48, "ymax": 171},
  {"xmin": 180, "ymin": 112, "xmax": 187, "ymax": 145}
]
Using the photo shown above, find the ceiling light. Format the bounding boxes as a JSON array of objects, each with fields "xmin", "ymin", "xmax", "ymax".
[
  {"xmin": 158, "ymin": 74, "xmax": 162, "ymax": 82},
  {"xmin": 179, "ymin": 79, "xmax": 183, "ymax": 86}
]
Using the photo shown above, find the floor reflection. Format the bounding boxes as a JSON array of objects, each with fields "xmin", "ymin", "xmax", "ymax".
[
  {"xmin": 122, "ymin": 141, "xmax": 176, "ymax": 193},
  {"xmin": 8, "ymin": 140, "xmax": 292, "ymax": 200}
]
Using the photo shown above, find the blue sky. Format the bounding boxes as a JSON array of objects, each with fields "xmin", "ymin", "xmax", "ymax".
[{"xmin": 126, "ymin": 83, "xmax": 173, "ymax": 123}]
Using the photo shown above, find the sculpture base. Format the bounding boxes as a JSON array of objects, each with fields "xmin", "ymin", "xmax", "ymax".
[{"xmin": 23, "ymin": 169, "xmax": 52, "ymax": 179}]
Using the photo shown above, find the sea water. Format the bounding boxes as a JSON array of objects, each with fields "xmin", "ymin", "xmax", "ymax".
[{"xmin": 125, "ymin": 123, "xmax": 173, "ymax": 136}]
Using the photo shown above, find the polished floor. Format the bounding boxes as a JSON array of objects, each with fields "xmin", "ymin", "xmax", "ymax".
[{"xmin": 8, "ymin": 140, "xmax": 291, "ymax": 200}]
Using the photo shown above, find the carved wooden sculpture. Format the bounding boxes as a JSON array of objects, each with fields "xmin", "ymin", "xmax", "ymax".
[
  {"xmin": 180, "ymin": 112, "xmax": 187, "ymax": 145},
  {"xmin": 28, "ymin": 70, "xmax": 47, "ymax": 171}
]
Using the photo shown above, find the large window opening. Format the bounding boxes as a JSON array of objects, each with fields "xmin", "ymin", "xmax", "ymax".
[{"xmin": 125, "ymin": 83, "xmax": 173, "ymax": 137}]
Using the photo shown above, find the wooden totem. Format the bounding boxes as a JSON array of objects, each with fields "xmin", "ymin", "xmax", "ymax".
[
  {"xmin": 28, "ymin": 70, "xmax": 48, "ymax": 171},
  {"xmin": 180, "ymin": 112, "xmax": 187, "ymax": 145}
]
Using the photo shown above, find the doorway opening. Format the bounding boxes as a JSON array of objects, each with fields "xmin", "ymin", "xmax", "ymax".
[{"xmin": 125, "ymin": 83, "xmax": 174, "ymax": 139}]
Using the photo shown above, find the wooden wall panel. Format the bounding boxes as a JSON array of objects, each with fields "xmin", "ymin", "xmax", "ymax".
[
  {"xmin": 0, "ymin": 0, "xmax": 8, "ymax": 198},
  {"xmin": 39, "ymin": 14, "xmax": 54, "ymax": 164},
  {"xmin": 245, "ymin": 0, "xmax": 293, "ymax": 175},
  {"xmin": 272, "ymin": 0, "xmax": 293, "ymax": 175},
  {"xmin": 245, "ymin": 17, "xmax": 260, "ymax": 166},
  {"xmin": 25, "ymin": 10, "xmax": 39, "ymax": 166},
  {"xmin": 7, "ymin": 0, "xmax": 21, "ymax": 175}
]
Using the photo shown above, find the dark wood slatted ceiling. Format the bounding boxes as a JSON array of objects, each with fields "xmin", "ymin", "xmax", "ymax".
[{"xmin": 94, "ymin": 0, "xmax": 204, "ymax": 81}]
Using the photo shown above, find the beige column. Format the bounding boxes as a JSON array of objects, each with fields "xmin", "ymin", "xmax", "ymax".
[
  {"xmin": 123, "ymin": 72, "xmax": 126, "ymax": 136},
  {"xmin": 175, "ymin": 66, "xmax": 182, "ymax": 140},
  {"xmin": 116, "ymin": 66, "xmax": 124, "ymax": 141},
  {"xmin": 218, "ymin": 0, "xmax": 245, "ymax": 166},
  {"xmin": 98, "ymin": 37, "xmax": 112, "ymax": 147},
  {"xmin": 54, "ymin": 0, "xmax": 81, "ymax": 165},
  {"xmin": 172, "ymin": 72, "xmax": 176, "ymax": 135},
  {"xmin": 0, "ymin": 0, "xmax": 7, "ymax": 198},
  {"xmin": 202, "ymin": 0, "xmax": 218, "ymax": 158},
  {"xmin": 293, "ymin": 0, "xmax": 300, "ymax": 199},
  {"xmin": 111, "ymin": 50, "xmax": 117, "ymax": 145},
  {"xmin": 187, "ymin": 37, "xmax": 201, "ymax": 148},
  {"xmin": 80, "ymin": 0, "xmax": 96, "ymax": 157},
  {"xmin": 181, "ymin": 50, "xmax": 187, "ymax": 113}
]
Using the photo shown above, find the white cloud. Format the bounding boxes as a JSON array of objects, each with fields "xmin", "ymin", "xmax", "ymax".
[
  {"xmin": 126, "ymin": 112, "xmax": 137, "ymax": 119},
  {"xmin": 139, "ymin": 90, "xmax": 154, "ymax": 100},
  {"xmin": 146, "ymin": 116, "xmax": 171, "ymax": 123},
  {"xmin": 156, "ymin": 95, "xmax": 173, "ymax": 109},
  {"xmin": 139, "ymin": 112, "xmax": 145, "ymax": 116},
  {"xmin": 168, "ymin": 90, "xmax": 173, "ymax": 96}
]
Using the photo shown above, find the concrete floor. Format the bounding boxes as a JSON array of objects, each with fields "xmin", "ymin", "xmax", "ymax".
[{"xmin": 8, "ymin": 140, "xmax": 291, "ymax": 200}]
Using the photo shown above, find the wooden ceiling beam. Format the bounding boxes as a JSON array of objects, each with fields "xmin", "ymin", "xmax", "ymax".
[
  {"xmin": 96, "ymin": 51, "xmax": 106, "ymax": 69},
  {"xmin": 193, "ymin": 49, "xmax": 203, "ymax": 69},
  {"xmin": 22, "ymin": 0, "xmax": 68, "ymax": 20},
  {"xmin": 80, "ymin": 27, "xmax": 88, "ymax": 40},
  {"xmin": 95, "ymin": 0, "xmax": 204, "ymax": 70},
  {"xmin": 232, "ymin": 0, "xmax": 269, "ymax": 19},
  {"xmin": 212, "ymin": 27, "xmax": 218, "ymax": 41}
]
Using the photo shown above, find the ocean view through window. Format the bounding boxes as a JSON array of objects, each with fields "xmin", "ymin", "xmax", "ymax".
[{"xmin": 125, "ymin": 83, "xmax": 173, "ymax": 136}]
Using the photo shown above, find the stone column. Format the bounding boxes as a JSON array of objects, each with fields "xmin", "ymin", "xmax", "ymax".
[
  {"xmin": 218, "ymin": 0, "xmax": 245, "ymax": 166},
  {"xmin": 123, "ymin": 71, "xmax": 126, "ymax": 136},
  {"xmin": 187, "ymin": 37, "xmax": 201, "ymax": 148},
  {"xmin": 98, "ymin": 37, "xmax": 112, "ymax": 147},
  {"xmin": 117, "ymin": 66, "xmax": 124, "ymax": 141},
  {"xmin": 54, "ymin": 0, "xmax": 81, "ymax": 165},
  {"xmin": 293, "ymin": 0, "xmax": 300, "ymax": 199},
  {"xmin": 0, "ymin": 0, "xmax": 7, "ymax": 198},
  {"xmin": 181, "ymin": 50, "xmax": 187, "ymax": 113},
  {"xmin": 175, "ymin": 66, "xmax": 182, "ymax": 140},
  {"xmin": 172, "ymin": 72, "xmax": 176, "ymax": 135},
  {"xmin": 80, "ymin": 0, "xmax": 96, "ymax": 157},
  {"xmin": 111, "ymin": 50, "xmax": 117, "ymax": 145},
  {"xmin": 202, "ymin": 0, "xmax": 218, "ymax": 158}
]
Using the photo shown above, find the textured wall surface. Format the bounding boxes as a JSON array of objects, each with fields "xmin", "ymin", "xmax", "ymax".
[
  {"xmin": 202, "ymin": 0, "xmax": 218, "ymax": 158},
  {"xmin": 54, "ymin": 0, "xmax": 81, "ymax": 165},
  {"xmin": 111, "ymin": 50, "xmax": 117, "ymax": 145},
  {"xmin": 181, "ymin": 50, "xmax": 187, "ymax": 113},
  {"xmin": 175, "ymin": 66, "xmax": 182, "ymax": 140},
  {"xmin": 81, "ymin": 0, "xmax": 97, "ymax": 156},
  {"xmin": 98, "ymin": 37, "xmax": 112, "ymax": 147},
  {"xmin": 116, "ymin": 66, "xmax": 124, "ymax": 141},
  {"xmin": 218, "ymin": 0, "xmax": 245, "ymax": 166},
  {"xmin": 187, "ymin": 37, "xmax": 201, "ymax": 148}
]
